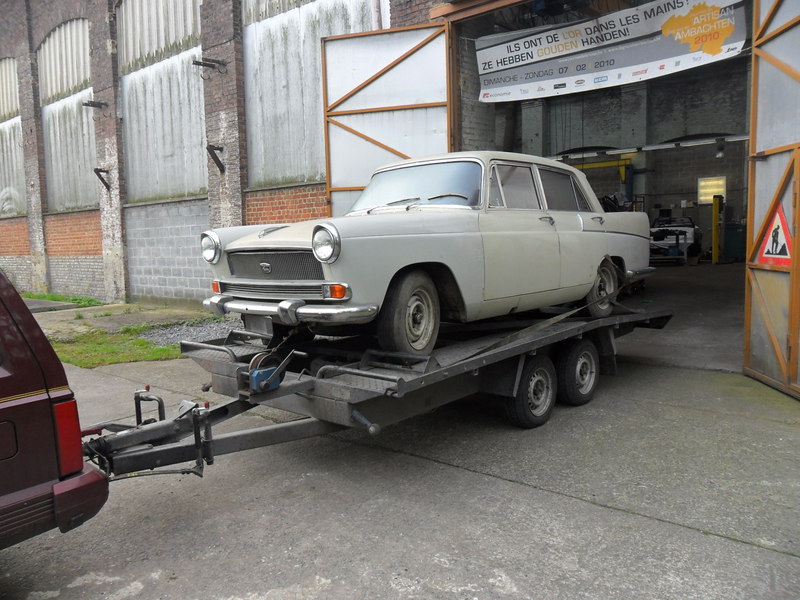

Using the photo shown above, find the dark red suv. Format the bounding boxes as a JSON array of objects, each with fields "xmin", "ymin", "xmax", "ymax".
[{"xmin": 0, "ymin": 270, "xmax": 108, "ymax": 550}]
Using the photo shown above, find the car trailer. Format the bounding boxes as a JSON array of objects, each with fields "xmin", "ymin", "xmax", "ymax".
[{"xmin": 83, "ymin": 308, "xmax": 671, "ymax": 479}]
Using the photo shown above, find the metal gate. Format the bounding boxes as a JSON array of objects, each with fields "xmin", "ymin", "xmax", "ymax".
[
  {"xmin": 322, "ymin": 25, "xmax": 451, "ymax": 216},
  {"xmin": 745, "ymin": 0, "xmax": 800, "ymax": 398}
]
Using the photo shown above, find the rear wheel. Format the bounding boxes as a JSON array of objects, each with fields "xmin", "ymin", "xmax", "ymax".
[
  {"xmin": 556, "ymin": 339, "xmax": 599, "ymax": 406},
  {"xmin": 505, "ymin": 355, "xmax": 557, "ymax": 428},
  {"xmin": 377, "ymin": 270, "xmax": 440, "ymax": 355},
  {"xmin": 585, "ymin": 262, "xmax": 617, "ymax": 317}
]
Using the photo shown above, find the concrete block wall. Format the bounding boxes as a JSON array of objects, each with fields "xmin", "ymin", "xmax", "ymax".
[{"xmin": 124, "ymin": 200, "xmax": 212, "ymax": 302}]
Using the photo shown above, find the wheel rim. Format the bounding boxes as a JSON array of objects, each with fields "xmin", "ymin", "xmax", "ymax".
[
  {"xmin": 405, "ymin": 287, "xmax": 436, "ymax": 351},
  {"xmin": 595, "ymin": 265, "xmax": 616, "ymax": 310},
  {"xmin": 525, "ymin": 368, "xmax": 553, "ymax": 416},
  {"xmin": 574, "ymin": 351, "xmax": 597, "ymax": 395}
]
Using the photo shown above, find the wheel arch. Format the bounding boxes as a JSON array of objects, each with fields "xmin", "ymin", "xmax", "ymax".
[{"xmin": 383, "ymin": 263, "xmax": 467, "ymax": 322}]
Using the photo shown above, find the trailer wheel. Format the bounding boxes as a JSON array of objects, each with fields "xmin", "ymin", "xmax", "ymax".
[
  {"xmin": 505, "ymin": 355, "xmax": 557, "ymax": 428},
  {"xmin": 377, "ymin": 270, "xmax": 440, "ymax": 355},
  {"xmin": 556, "ymin": 339, "xmax": 599, "ymax": 406},
  {"xmin": 585, "ymin": 261, "xmax": 616, "ymax": 317}
]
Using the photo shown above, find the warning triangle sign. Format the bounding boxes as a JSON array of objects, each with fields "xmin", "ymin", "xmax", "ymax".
[{"xmin": 758, "ymin": 205, "xmax": 792, "ymax": 267}]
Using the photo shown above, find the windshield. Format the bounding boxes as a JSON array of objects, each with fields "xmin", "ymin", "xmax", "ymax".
[{"xmin": 348, "ymin": 161, "xmax": 483, "ymax": 213}]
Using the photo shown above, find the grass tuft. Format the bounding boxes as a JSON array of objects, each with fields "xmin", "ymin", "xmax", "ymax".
[
  {"xmin": 22, "ymin": 292, "xmax": 103, "ymax": 308},
  {"xmin": 51, "ymin": 331, "xmax": 181, "ymax": 368}
]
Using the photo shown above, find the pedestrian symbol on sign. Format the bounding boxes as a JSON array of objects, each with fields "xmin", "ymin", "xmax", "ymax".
[{"xmin": 758, "ymin": 206, "xmax": 792, "ymax": 267}]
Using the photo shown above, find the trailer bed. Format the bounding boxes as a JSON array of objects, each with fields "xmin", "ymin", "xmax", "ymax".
[{"xmin": 84, "ymin": 308, "xmax": 671, "ymax": 477}]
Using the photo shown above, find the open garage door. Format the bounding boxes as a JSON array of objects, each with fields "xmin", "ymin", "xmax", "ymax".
[
  {"xmin": 745, "ymin": 0, "xmax": 800, "ymax": 398},
  {"xmin": 322, "ymin": 25, "xmax": 451, "ymax": 216}
]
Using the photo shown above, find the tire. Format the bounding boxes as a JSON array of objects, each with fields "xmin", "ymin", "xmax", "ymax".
[
  {"xmin": 377, "ymin": 270, "xmax": 440, "ymax": 355},
  {"xmin": 504, "ymin": 355, "xmax": 557, "ymax": 428},
  {"xmin": 556, "ymin": 339, "xmax": 599, "ymax": 406},
  {"xmin": 585, "ymin": 261, "xmax": 617, "ymax": 317}
]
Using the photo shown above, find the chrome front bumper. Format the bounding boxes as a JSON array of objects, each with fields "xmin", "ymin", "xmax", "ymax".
[{"xmin": 204, "ymin": 295, "xmax": 378, "ymax": 326}]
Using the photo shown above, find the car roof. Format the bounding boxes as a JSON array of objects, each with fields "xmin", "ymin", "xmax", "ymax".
[{"xmin": 374, "ymin": 151, "xmax": 580, "ymax": 175}]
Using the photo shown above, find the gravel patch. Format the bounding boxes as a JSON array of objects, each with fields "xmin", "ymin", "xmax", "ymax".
[{"xmin": 137, "ymin": 318, "xmax": 240, "ymax": 347}]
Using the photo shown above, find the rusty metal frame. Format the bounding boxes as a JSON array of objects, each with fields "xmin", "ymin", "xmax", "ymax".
[
  {"xmin": 322, "ymin": 24, "xmax": 452, "ymax": 215},
  {"xmin": 744, "ymin": 0, "xmax": 800, "ymax": 397}
]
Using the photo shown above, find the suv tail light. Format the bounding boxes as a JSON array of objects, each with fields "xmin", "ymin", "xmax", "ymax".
[{"xmin": 53, "ymin": 400, "xmax": 84, "ymax": 476}]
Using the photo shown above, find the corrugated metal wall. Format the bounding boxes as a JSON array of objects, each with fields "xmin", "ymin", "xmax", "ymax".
[
  {"xmin": 0, "ymin": 117, "xmax": 25, "ymax": 217},
  {"xmin": 0, "ymin": 58, "xmax": 24, "ymax": 217},
  {"xmin": 42, "ymin": 88, "xmax": 99, "ymax": 211},
  {"xmin": 120, "ymin": 48, "xmax": 208, "ymax": 202},
  {"xmin": 37, "ymin": 19, "xmax": 91, "ymax": 105},
  {"xmin": 117, "ymin": 0, "xmax": 207, "ymax": 202},
  {"xmin": 117, "ymin": 0, "xmax": 202, "ymax": 74},
  {"xmin": 0, "ymin": 58, "xmax": 19, "ymax": 121},
  {"xmin": 37, "ymin": 20, "xmax": 98, "ymax": 211},
  {"xmin": 243, "ymin": 0, "xmax": 379, "ymax": 188}
]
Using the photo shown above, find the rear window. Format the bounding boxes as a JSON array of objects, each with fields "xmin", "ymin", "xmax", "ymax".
[{"xmin": 539, "ymin": 168, "xmax": 591, "ymax": 211}]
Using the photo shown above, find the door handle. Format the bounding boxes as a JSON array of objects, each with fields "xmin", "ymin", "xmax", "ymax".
[
  {"xmin": 592, "ymin": 216, "xmax": 605, "ymax": 225},
  {"xmin": 540, "ymin": 216, "xmax": 555, "ymax": 225}
]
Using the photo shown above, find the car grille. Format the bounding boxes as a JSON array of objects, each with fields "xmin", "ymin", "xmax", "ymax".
[
  {"xmin": 220, "ymin": 282, "xmax": 325, "ymax": 300},
  {"xmin": 227, "ymin": 250, "xmax": 323, "ymax": 280}
]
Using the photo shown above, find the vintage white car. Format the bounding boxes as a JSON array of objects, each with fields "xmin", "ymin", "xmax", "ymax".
[{"xmin": 201, "ymin": 152, "xmax": 653, "ymax": 354}]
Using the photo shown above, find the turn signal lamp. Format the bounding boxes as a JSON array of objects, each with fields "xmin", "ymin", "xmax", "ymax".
[
  {"xmin": 211, "ymin": 281, "xmax": 221, "ymax": 294},
  {"xmin": 328, "ymin": 284, "xmax": 347, "ymax": 299}
]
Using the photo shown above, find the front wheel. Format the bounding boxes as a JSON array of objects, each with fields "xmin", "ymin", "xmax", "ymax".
[
  {"xmin": 504, "ymin": 355, "xmax": 557, "ymax": 428},
  {"xmin": 377, "ymin": 270, "xmax": 440, "ymax": 355},
  {"xmin": 585, "ymin": 262, "xmax": 617, "ymax": 317}
]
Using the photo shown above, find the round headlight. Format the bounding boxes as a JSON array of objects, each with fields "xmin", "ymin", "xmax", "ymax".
[
  {"xmin": 200, "ymin": 232, "xmax": 221, "ymax": 264},
  {"xmin": 312, "ymin": 224, "xmax": 340, "ymax": 263}
]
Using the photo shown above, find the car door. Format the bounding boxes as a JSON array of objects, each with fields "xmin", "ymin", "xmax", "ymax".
[
  {"xmin": 479, "ymin": 162, "xmax": 560, "ymax": 301},
  {"xmin": 536, "ymin": 166, "xmax": 608, "ymax": 289}
]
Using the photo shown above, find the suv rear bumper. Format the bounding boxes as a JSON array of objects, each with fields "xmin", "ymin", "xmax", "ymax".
[
  {"xmin": 0, "ymin": 465, "xmax": 108, "ymax": 549},
  {"xmin": 204, "ymin": 295, "xmax": 378, "ymax": 326}
]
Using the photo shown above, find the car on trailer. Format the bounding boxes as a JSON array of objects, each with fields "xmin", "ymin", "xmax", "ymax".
[
  {"xmin": 0, "ymin": 271, "xmax": 108, "ymax": 550},
  {"xmin": 199, "ymin": 151, "xmax": 653, "ymax": 356}
]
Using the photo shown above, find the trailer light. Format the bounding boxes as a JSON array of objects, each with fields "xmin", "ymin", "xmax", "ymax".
[
  {"xmin": 325, "ymin": 284, "xmax": 348, "ymax": 299},
  {"xmin": 211, "ymin": 280, "xmax": 221, "ymax": 294},
  {"xmin": 201, "ymin": 231, "xmax": 222, "ymax": 264},
  {"xmin": 312, "ymin": 224, "xmax": 341, "ymax": 263},
  {"xmin": 53, "ymin": 400, "xmax": 84, "ymax": 477}
]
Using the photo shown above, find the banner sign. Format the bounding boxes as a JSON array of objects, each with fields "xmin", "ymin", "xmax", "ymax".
[{"xmin": 476, "ymin": 0, "xmax": 746, "ymax": 102}]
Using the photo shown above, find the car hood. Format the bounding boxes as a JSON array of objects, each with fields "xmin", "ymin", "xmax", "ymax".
[{"xmin": 225, "ymin": 211, "xmax": 479, "ymax": 251}]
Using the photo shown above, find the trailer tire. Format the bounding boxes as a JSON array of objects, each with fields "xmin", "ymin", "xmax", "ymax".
[
  {"xmin": 585, "ymin": 261, "xmax": 616, "ymax": 318},
  {"xmin": 556, "ymin": 339, "xmax": 599, "ymax": 406},
  {"xmin": 505, "ymin": 355, "xmax": 557, "ymax": 428},
  {"xmin": 377, "ymin": 270, "xmax": 440, "ymax": 355}
]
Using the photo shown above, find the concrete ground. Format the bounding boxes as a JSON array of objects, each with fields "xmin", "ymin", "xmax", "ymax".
[{"xmin": 2, "ymin": 262, "xmax": 799, "ymax": 599}]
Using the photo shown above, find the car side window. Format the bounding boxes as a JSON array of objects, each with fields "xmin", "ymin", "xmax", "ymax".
[
  {"xmin": 539, "ymin": 168, "xmax": 580, "ymax": 211},
  {"xmin": 489, "ymin": 165, "xmax": 540, "ymax": 209},
  {"xmin": 572, "ymin": 180, "xmax": 592, "ymax": 211}
]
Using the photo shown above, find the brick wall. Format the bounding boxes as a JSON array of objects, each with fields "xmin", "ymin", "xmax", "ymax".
[
  {"xmin": 44, "ymin": 211, "xmax": 102, "ymax": 257},
  {"xmin": 201, "ymin": 0, "xmax": 247, "ymax": 229},
  {"xmin": 244, "ymin": 184, "xmax": 329, "ymax": 224},
  {"xmin": 0, "ymin": 218, "xmax": 31, "ymax": 256},
  {"xmin": 48, "ymin": 257, "xmax": 105, "ymax": 297},
  {"xmin": 0, "ymin": 257, "xmax": 33, "ymax": 291},
  {"xmin": 124, "ymin": 199, "xmax": 212, "ymax": 303},
  {"xmin": 41, "ymin": 210, "xmax": 104, "ymax": 298},
  {"xmin": 390, "ymin": 0, "xmax": 434, "ymax": 27}
]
